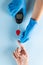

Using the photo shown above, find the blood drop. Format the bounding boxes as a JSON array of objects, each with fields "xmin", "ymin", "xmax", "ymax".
[{"xmin": 16, "ymin": 30, "xmax": 20, "ymax": 36}]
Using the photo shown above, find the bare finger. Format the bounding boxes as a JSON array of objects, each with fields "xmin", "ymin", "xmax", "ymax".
[{"xmin": 18, "ymin": 41, "xmax": 27, "ymax": 56}]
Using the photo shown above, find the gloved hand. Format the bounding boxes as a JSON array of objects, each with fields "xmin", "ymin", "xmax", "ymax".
[
  {"xmin": 8, "ymin": 0, "xmax": 26, "ymax": 16},
  {"xmin": 19, "ymin": 18, "xmax": 37, "ymax": 43}
]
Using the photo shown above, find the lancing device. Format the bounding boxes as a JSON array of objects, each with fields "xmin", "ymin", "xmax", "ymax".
[{"xmin": 8, "ymin": 0, "xmax": 26, "ymax": 35}]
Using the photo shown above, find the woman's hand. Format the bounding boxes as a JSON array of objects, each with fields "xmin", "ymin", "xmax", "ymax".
[{"xmin": 13, "ymin": 41, "xmax": 28, "ymax": 65}]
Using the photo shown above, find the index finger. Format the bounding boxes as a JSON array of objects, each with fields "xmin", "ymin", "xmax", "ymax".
[
  {"xmin": 18, "ymin": 40, "xmax": 27, "ymax": 55},
  {"xmin": 18, "ymin": 40, "xmax": 24, "ymax": 49}
]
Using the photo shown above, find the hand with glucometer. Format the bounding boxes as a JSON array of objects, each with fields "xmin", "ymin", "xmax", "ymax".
[
  {"xmin": 8, "ymin": 0, "xmax": 26, "ymax": 38},
  {"xmin": 8, "ymin": 0, "xmax": 26, "ymax": 24}
]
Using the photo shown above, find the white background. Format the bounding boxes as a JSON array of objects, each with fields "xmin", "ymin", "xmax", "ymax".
[{"xmin": 0, "ymin": 0, "xmax": 43, "ymax": 65}]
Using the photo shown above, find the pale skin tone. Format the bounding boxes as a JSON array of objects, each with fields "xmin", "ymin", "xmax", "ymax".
[
  {"xmin": 13, "ymin": 0, "xmax": 43, "ymax": 65},
  {"xmin": 32, "ymin": 0, "xmax": 43, "ymax": 21}
]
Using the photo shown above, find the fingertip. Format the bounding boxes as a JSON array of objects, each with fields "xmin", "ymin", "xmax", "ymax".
[
  {"xmin": 17, "ymin": 40, "xmax": 24, "ymax": 49},
  {"xmin": 18, "ymin": 40, "xmax": 21, "ymax": 45},
  {"xmin": 18, "ymin": 40, "xmax": 21, "ymax": 43}
]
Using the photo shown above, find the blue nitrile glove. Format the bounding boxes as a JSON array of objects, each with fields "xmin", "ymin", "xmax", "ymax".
[
  {"xmin": 19, "ymin": 18, "xmax": 37, "ymax": 43},
  {"xmin": 8, "ymin": 0, "xmax": 26, "ymax": 16}
]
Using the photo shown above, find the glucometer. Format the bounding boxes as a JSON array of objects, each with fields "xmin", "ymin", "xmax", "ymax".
[
  {"xmin": 8, "ymin": 0, "xmax": 29, "ymax": 36},
  {"xmin": 15, "ymin": 9, "xmax": 24, "ymax": 24}
]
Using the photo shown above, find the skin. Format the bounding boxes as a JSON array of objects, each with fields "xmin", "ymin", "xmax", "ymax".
[
  {"xmin": 13, "ymin": 41, "xmax": 28, "ymax": 65},
  {"xmin": 32, "ymin": 0, "xmax": 43, "ymax": 21},
  {"xmin": 12, "ymin": 0, "xmax": 43, "ymax": 65}
]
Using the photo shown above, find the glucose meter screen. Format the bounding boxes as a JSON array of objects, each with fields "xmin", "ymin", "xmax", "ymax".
[
  {"xmin": 16, "ymin": 13, "xmax": 23, "ymax": 19},
  {"xmin": 15, "ymin": 12, "xmax": 23, "ymax": 24}
]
